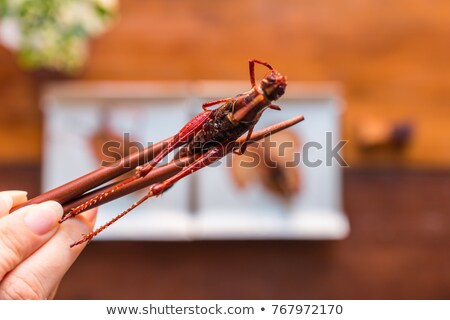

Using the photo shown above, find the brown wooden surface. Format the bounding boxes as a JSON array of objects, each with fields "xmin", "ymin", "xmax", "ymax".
[
  {"xmin": 1, "ymin": 165, "xmax": 448, "ymax": 299},
  {"xmin": 0, "ymin": 0, "xmax": 449, "ymax": 166}
]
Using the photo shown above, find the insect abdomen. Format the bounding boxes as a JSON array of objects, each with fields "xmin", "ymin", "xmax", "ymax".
[{"xmin": 187, "ymin": 101, "xmax": 249, "ymax": 154}]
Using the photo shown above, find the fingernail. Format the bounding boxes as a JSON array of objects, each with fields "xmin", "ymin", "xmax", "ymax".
[
  {"xmin": 9, "ymin": 190, "xmax": 28, "ymax": 207},
  {"xmin": 0, "ymin": 191, "xmax": 28, "ymax": 213},
  {"xmin": 0, "ymin": 195, "xmax": 13, "ymax": 213},
  {"xmin": 24, "ymin": 201, "xmax": 62, "ymax": 235}
]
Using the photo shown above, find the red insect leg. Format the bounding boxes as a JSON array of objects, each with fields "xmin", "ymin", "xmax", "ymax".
[
  {"xmin": 232, "ymin": 107, "xmax": 266, "ymax": 156},
  {"xmin": 202, "ymin": 98, "xmax": 230, "ymax": 111},
  {"xmin": 135, "ymin": 110, "xmax": 214, "ymax": 178},
  {"xmin": 150, "ymin": 141, "xmax": 234, "ymax": 196},
  {"xmin": 70, "ymin": 141, "xmax": 235, "ymax": 247},
  {"xmin": 61, "ymin": 110, "xmax": 214, "ymax": 222}
]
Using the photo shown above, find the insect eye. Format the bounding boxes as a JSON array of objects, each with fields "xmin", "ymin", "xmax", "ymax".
[{"xmin": 263, "ymin": 72, "xmax": 276, "ymax": 83}]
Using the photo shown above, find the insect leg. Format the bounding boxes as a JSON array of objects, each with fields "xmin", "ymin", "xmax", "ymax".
[
  {"xmin": 233, "ymin": 108, "xmax": 265, "ymax": 155},
  {"xmin": 69, "ymin": 191, "xmax": 153, "ymax": 247},
  {"xmin": 202, "ymin": 98, "xmax": 230, "ymax": 111},
  {"xmin": 269, "ymin": 104, "xmax": 281, "ymax": 111},
  {"xmin": 135, "ymin": 110, "xmax": 214, "ymax": 178},
  {"xmin": 150, "ymin": 141, "xmax": 232, "ymax": 197},
  {"xmin": 70, "ymin": 142, "xmax": 233, "ymax": 247},
  {"xmin": 61, "ymin": 110, "xmax": 214, "ymax": 223},
  {"xmin": 60, "ymin": 174, "xmax": 139, "ymax": 223},
  {"xmin": 233, "ymin": 125, "xmax": 255, "ymax": 156},
  {"xmin": 234, "ymin": 103, "xmax": 282, "ymax": 156}
]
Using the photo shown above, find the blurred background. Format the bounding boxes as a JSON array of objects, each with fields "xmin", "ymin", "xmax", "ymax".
[{"xmin": 0, "ymin": 0, "xmax": 449, "ymax": 299}]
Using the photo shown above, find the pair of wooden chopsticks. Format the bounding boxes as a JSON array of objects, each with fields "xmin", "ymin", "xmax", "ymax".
[{"xmin": 12, "ymin": 115, "xmax": 304, "ymax": 218}]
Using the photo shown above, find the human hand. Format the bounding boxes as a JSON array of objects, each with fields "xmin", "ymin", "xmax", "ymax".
[{"xmin": 0, "ymin": 190, "xmax": 97, "ymax": 299}]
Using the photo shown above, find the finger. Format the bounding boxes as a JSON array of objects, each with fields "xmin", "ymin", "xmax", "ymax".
[
  {"xmin": 0, "ymin": 191, "xmax": 28, "ymax": 218},
  {"xmin": 0, "ymin": 208, "xmax": 97, "ymax": 299},
  {"xmin": 0, "ymin": 201, "xmax": 62, "ymax": 282}
]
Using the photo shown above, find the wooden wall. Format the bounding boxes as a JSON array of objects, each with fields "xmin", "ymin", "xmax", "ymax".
[
  {"xmin": 0, "ymin": 1, "xmax": 449, "ymax": 299},
  {"xmin": 0, "ymin": 0, "xmax": 449, "ymax": 166}
]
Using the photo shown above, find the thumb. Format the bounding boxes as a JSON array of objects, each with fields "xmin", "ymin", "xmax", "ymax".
[{"xmin": 0, "ymin": 201, "xmax": 62, "ymax": 282}]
